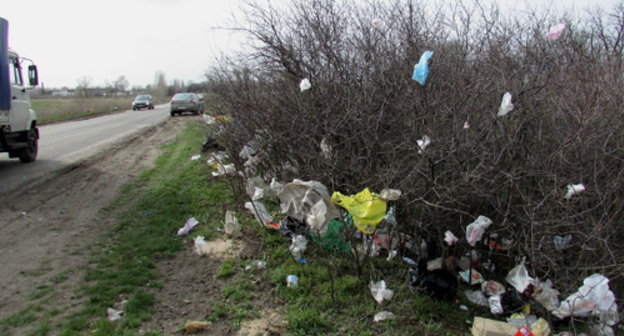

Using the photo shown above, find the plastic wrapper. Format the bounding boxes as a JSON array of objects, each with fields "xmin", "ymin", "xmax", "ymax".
[
  {"xmin": 379, "ymin": 188, "xmax": 401, "ymax": 201},
  {"xmin": 279, "ymin": 180, "xmax": 340, "ymax": 236},
  {"xmin": 530, "ymin": 318, "xmax": 551, "ymax": 336},
  {"xmin": 244, "ymin": 201, "xmax": 274, "ymax": 227},
  {"xmin": 466, "ymin": 215, "xmax": 492, "ymax": 246},
  {"xmin": 373, "ymin": 311, "xmax": 396, "ymax": 322},
  {"xmin": 212, "ymin": 163, "xmax": 236, "ymax": 177},
  {"xmin": 370, "ymin": 280, "xmax": 394, "ymax": 304},
  {"xmin": 505, "ymin": 258, "xmax": 534, "ymax": 293},
  {"xmin": 331, "ymin": 188, "xmax": 387, "ymax": 234},
  {"xmin": 417, "ymin": 135, "xmax": 431, "ymax": 154},
  {"xmin": 553, "ymin": 274, "xmax": 619, "ymax": 325},
  {"xmin": 299, "ymin": 78, "xmax": 311, "ymax": 91},
  {"xmin": 459, "ymin": 269, "xmax": 485, "ymax": 285},
  {"xmin": 444, "ymin": 230, "xmax": 458, "ymax": 246},
  {"xmin": 383, "ymin": 206, "xmax": 398, "ymax": 226},
  {"xmin": 412, "ymin": 50, "xmax": 433, "ymax": 86},
  {"xmin": 497, "ymin": 92, "xmax": 514, "ymax": 117},
  {"xmin": 177, "ymin": 217, "xmax": 199, "ymax": 236},
  {"xmin": 564, "ymin": 183, "xmax": 585, "ymax": 199},
  {"xmin": 488, "ymin": 295, "xmax": 503, "ymax": 314},
  {"xmin": 545, "ymin": 23, "xmax": 566, "ymax": 40},
  {"xmin": 482, "ymin": 280, "xmax": 506, "ymax": 297},
  {"xmin": 224, "ymin": 210, "xmax": 241, "ymax": 237}
]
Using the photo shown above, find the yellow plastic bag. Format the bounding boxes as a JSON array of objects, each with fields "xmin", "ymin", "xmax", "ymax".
[{"xmin": 331, "ymin": 188, "xmax": 386, "ymax": 234}]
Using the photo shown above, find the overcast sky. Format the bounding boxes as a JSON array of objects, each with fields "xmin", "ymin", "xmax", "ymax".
[{"xmin": 3, "ymin": 0, "xmax": 622, "ymax": 89}]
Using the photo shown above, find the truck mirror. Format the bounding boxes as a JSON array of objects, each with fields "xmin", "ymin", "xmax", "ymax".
[{"xmin": 28, "ymin": 65, "xmax": 38, "ymax": 86}]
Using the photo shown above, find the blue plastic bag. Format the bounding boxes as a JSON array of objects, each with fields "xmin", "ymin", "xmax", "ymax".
[{"xmin": 412, "ymin": 50, "xmax": 433, "ymax": 86}]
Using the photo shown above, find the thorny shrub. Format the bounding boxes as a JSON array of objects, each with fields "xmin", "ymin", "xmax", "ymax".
[{"xmin": 206, "ymin": 0, "xmax": 624, "ymax": 297}]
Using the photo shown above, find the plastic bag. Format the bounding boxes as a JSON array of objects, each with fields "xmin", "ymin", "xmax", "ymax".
[
  {"xmin": 299, "ymin": 78, "xmax": 311, "ymax": 92},
  {"xmin": 191, "ymin": 154, "xmax": 201, "ymax": 161},
  {"xmin": 465, "ymin": 290, "xmax": 488, "ymax": 306},
  {"xmin": 466, "ymin": 215, "xmax": 492, "ymax": 246},
  {"xmin": 107, "ymin": 307, "xmax": 124, "ymax": 321},
  {"xmin": 489, "ymin": 295, "xmax": 504, "ymax": 314},
  {"xmin": 320, "ymin": 138, "xmax": 332, "ymax": 160},
  {"xmin": 306, "ymin": 200, "xmax": 329, "ymax": 236},
  {"xmin": 412, "ymin": 50, "xmax": 433, "ymax": 86},
  {"xmin": 374, "ymin": 311, "xmax": 397, "ymax": 322},
  {"xmin": 310, "ymin": 219, "xmax": 351, "ymax": 253},
  {"xmin": 497, "ymin": 92, "xmax": 514, "ymax": 117},
  {"xmin": 177, "ymin": 217, "xmax": 199, "ymax": 236},
  {"xmin": 505, "ymin": 257, "xmax": 534, "ymax": 293},
  {"xmin": 224, "ymin": 210, "xmax": 241, "ymax": 237},
  {"xmin": 553, "ymin": 234, "xmax": 572, "ymax": 250},
  {"xmin": 370, "ymin": 280, "xmax": 394, "ymax": 304},
  {"xmin": 417, "ymin": 135, "xmax": 431, "ymax": 154},
  {"xmin": 444, "ymin": 230, "xmax": 458, "ymax": 246},
  {"xmin": 279, "ymin": 180, "xmax": 341, "ymax": 236},
  {"xmin": 379, "ymin": 188, "xmax": 401, "ymax": 201},
  {"xmin": 532, "ymin": 278, "xmax": 560, "ymax": 311},
  {"xmin": 553, "ymin": 274, "xmax": 619, "ymax": 325},
  {"xmin": 244, "ymin": 201, "xmax": 274, "ymax": 227},
  {"xmin": 564, "ymin": 183, "xmax": 585, "ymax": 199},
  {"xmin": 194, "ymin": 236, "xmax": 210, "ymax": 256},
  {"xmin": 545, "ymin": 23, "xmax": 566, "ymax": 40},
  {"xmin": 331, "ymin": 188, "xmax": 387, "ymax": 234},
  {"xmin": 289, "ymin": 235, "xmax": 308, "ymax": 262}
]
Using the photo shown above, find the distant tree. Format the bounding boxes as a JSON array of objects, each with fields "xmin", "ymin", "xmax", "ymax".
[
  {"xmin": 153, "ymin": 71, "xmax": 168, "ymax": 98},
  {"xmin": 113, "ymin": 75, "xmax": 129, "ymax": 93},
  {"xmin": 76, "ymin": 76, "xmax": 92, "ymax": 97}
]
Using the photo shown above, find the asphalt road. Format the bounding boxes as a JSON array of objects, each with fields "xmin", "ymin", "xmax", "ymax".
[{"xmin": 0, "ymin": 104, "xmax": 171, "ymax": 194}]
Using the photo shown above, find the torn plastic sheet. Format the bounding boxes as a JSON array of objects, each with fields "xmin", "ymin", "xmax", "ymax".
[
  {"xmin": 289, "ymin": 235, "xmax": 308, "ymax": 262},
  {"xmin": 505, "ymin": 257, "xmax": 534, "ymax": 293},
  {"xmin": 331, "ymin": 188, "xmax": 387, "ymax": 234},
  {"xmin": 244, "ymin": 201, "xmax": 274, "ymax": 227},
  {"xmin": 299, "ymin": 78, "xmax": 311, "ymax": 92},
  {"xmin": 564, "ymin": 183, "xmax": 585, "ymax": 199},
  {"xmin": 107, "ymin": 307, "xmax": 124, "ymax": 321},
  {"xmin": 553, "ymin": 274, "xmax": 619, "ymax": 325},
  {"xmin": 370, "ymin": 280, "xmax": 394, "ymax": 304},
  {"xmin": 412, "ymin": 50, "xmax": 433, "ymax": 86},
  {"xmin": 444, "ymin": 230, "xmax": 458, "ymax": 246},
  {"xmin": 379, "ymin": 189, "xmax": 401, "ymax": 201},
  {"xmin": 279, "ymin": 180, "xmax": 340, "ymax": 236},
  {"xmin": 270, "ymin": 178, "xmax": 284, "ymax": 195},
  {"xmin": 488, "ymin": 295, "xmax": 503, "ymax": 314},
  {"xmin": 194, "ymin": 236, "xmax": 210, "ymax": 256},
  {"xmin": 417, "ymin": 135, "xmax": 431, "ymax": 154},
  {"xmin": 373, "ymin": 311, "xmax": 396, "ymax": 322},
  {"xmin": 497, "ymin": 92, "xmax": 514, "ymax": 117},
  {"xmin": 532, "ymin": 278, "xmax": 560, "ymax": 311},
  {"xmin": 224, "ymin": 210, "xmax": 241, "ymax": 236},
  {"xmin": 553, "ymin": 234, "xmax": 572, "ymax": 250},
  {"xmin": 545, "ymin": 23, "xmax": 566, "ymax": 40},
  {"xmin": 177, "ymin": 217, "xmax": 200, "ymax": 236},
  {"xmin": 466, "ymin": 215, "xmax": 492, "ymax": 246},
  {"xmin": 320, "ymin": 138, "xmax": 332, "ymax": 160}
]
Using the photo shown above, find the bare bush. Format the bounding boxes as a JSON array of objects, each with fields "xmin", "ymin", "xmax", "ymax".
[{"xmin": 207, "ymin": 0, "xmax": 624, "ymax": 295}]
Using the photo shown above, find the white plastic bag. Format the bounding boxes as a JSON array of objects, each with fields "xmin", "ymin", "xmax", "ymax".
[
  {"xmin": 299, "ymin": 78, "xmax": 311, "ymax": 92},
  {"xmin": 532, "ymin": 278, "xmax": 560, "ymax": 311},
  {"xmin": 553, "ymin": 274, "xmax": 619, "ymax": 325},
  {"xmin": 488, "ymin": 295, "xmax": 503, "ymax": 315},
  {"xmin": 289, "ymin": 235, "xmax": 308, "ymax": 261},
  {"xmin": 481, "ymin": 280, "xmax": 506, "ymax": 297},
  {"xmin": 373, "ymin": 311, "xmax": 396, "ymax": 322},
  {"xmin": 194, "ymin": 236, "xmax": 210, "ymax": 256},
  {"xmin": 554, "ymin": 234, "xmax": 572, "ymax": 250},
  {"xmin": 497, "ymin": 92, "xmax": 514, "ymax": 117},
  {"xmin": 224, "ymin": 210, "xmax": 241, "ymax": 237},
  {"xmin": 370, "ymin": 280, "xmax": 394, "ymax": 304},
  {"xmin": 505, "ymin": 257, "xmax": 534, "ymax": 293},
  {"xmin": 320, "ymin": 138, "xmax": 332, "ymax": 160},
  {"xmin": 465, "ymin": 215, "xmax": 492, "ymax": 246},
  {"xmin": 244, "ymin": 201, "xmax": 274, "ymax": 226},
  {"xmin": 444, "ymin": 230, "xmax": 458, "ymax": 246},
  {"xmin": 278, "ymin": 180, "xmax": 340, "ymax": 235},
  {"xmin": 545, "ymin": 23, "xmax": 566, "ymax": 40},
  {"xmin": 417, "ymin": 135, "xmax": 431, "ymax": 154},
  {"xmin": 564, "ymin": 183, "xmax": 585, "ymax": 199},
  {"xmin": 107, "ymin": 307, "xmax": 124, "ymax": 321},
  {"xmin": 177, "ymin": 217, "xmax": 199, "ymax": 236}
]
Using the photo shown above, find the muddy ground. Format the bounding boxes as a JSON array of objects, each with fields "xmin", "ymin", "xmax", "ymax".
[{"xmin": 0, "ymin": 116, "xmax": 285, "ymax": 335}]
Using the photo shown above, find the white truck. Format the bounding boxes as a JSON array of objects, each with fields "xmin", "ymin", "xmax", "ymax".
[{"xmin": 0, "ymin": 17, "xmax": 39, "ymax": 163}]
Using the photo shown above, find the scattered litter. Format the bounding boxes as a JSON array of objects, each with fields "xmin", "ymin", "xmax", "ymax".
[
  {"xmin": 553, "ymin": 273, "xmax": 619, "ymax": 325},
  {"xmin": 310, "ymin": 219, "xmax": 351, "ymax": 253},
  {"xmin": 202, "ymin": 114, "xmax": 215, "ymax": 124},
  {"xmin": 417, "ymin": 135, "xmax": 431, "ymax": 154},
  {"xmin": 563, "ymin": 183, "xmax": 585, "ymax": 199},
  {"xmin": 465, "ymin": 290, "xmax": 488, "ymax": 306},
  {"xmin": 332, "ymin": 188, "xmax": 387, "ymax": 234},
  {"xmin": 279, "ymin": 180, "xmax": 340, "ymax": 236},
  {"xmin": 286, "ymin": 275, "xmax": 298, "ymax": 288},
  {"xmin": 531, "ymin": 318, "xmax": 551, "ymax": 336},
  {"xmin": 371, "ymin": 18, "xmax": 384, "ymax": 29},
  {"xmin": 270, "ymin": 178, "xmax": 284, "ymax": 195},
  {"xmin": 244, "ymin": 201, "xmax": 274, "ymax": 227},
  {"xmin": 471, "ymin": 316, "xmax": 518, "ymax": 336},
  {"xmin": 531, "ymin": 278, "xmax": 560, "ymax": 311},
  {"xmin": 183, "ymin": 320, "xmax": 211, "ymax": 333},
  {"xmin": 459, "ymin": 305, "xmax": 469, "ymax": 311},
  {"xmin": 497, "ymin": 92, "xmax": 514, "ymax": 117},
  {"xmin": 224, "ymin": 210, "xmax": 241, "ymax": 237},
  {"xmin": 463, "ymin": 120, "xmax": 471, "ymax": 129},
  {"xmin": 482, "ymin": 281, "xmax": 506, "ymax": 297},
  {"xmin": 466, "ymin": 216, "xmax": 492, "ymax": 246},
  {"xmin": 386, "ymin": 250, "xmax": 398, "ymax": 261},
  {"xmin": 379, "ymin": 188, "xmax": 401, "ymax": 201},
  {"xmin": 444, "ymin": 230, "xmax": 458, "ymax": 246},
  {"xmin": 21, "ymin": 211, "xmax": 27, "ymax": 216},
  {"xmin": 591, "ymin": 323, "xmax": 615, "ymax": 336},
  {"xmin": 488, "ymin": 295, "xmax": 504, "ymax": 314},
  {"xmin": 545, "ymin": 23, "xmax": 566, "ymax": 40},
  {"xmin": 212, "ymin": 163, "xmax": 236, "ymax": 177},
  {"xmin": 412, "ymin": 50, "xmax": 433, "ymax": 86},
  {"xmin": 245, "ymin": 260, "xmax": 267, "ymax": 271},
  {"xmin": 194, "ymin": 236, "xmax": 210, "ymax": 256},
  {"xmin": 459, "ymin": 269, "xmax": 485, "ymax": 285},
  {"xmin": 514, "ymin": 326, "xmax": 535, "ymax": 336},
  {"xmin": 106, "ymin": 307, "xmax": 124, "ymax": 321},
  {"xmin": 299, "ymin": 78, "xmax": 311, "ymax": 92},
  {"xmin": 289, "ymin": 235, "xmax": 308, "ymax": 262},
  {"xmin": 370, "ymin": 280, "xmax": 394, "ymax": 304},
  {"xmin": 374, "ymin": 311, "xmax": 397, "ymax": 322},
  {"xmin": 177, "ymin": 217, "xmax": 200, "ymax": 236},
  {"xmin": 505, "ymin": 257, "xmax": 533, "ymax": 293},
  {"xmin": 553, "ymin": 234, "xmax": 572, "ymax": 250},
  {"xmin": 320, "ymin": 138, "xmax": 332, "ymax": 160},
  {"xmin": 190, "ymin": 154, "xmax": 201, "ymax": 161}
]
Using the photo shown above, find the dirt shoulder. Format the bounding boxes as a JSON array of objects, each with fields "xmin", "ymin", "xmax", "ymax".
[{"xmin": 0, "ymin": 116, "xmax": 189, "ymax": 334}]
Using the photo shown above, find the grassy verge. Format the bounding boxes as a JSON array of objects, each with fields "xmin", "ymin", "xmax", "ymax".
[{"xmin": 32, "ymin": 97, "xmax": 133, "ymax": 124}]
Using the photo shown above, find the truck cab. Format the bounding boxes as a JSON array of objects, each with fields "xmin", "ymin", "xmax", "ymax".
[{"xmin": 0, "ymin": 17, "xmax": 39, "ymax": 163}]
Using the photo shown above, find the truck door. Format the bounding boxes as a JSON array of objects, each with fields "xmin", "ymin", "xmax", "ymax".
[{"xmin": 9, "ymin": 55, "xmax": 29, "ymax": 131}]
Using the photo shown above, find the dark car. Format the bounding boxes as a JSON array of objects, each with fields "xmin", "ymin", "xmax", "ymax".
[
  {"xmin": 132, "ymin": 94, "xmax": 154, "ymax": 110},
  {"xmin": 170, "ymin": 93, "xmax": 204, "ymax": 116}
]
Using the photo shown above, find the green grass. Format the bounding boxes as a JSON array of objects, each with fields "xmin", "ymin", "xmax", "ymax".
[
  {"xmin": 32, "ymin": 97, "xmax": 133, "ymax": 124},
  {"xmin": 51, "ymin": 120, "xmax": 233, "ymax": 336}
]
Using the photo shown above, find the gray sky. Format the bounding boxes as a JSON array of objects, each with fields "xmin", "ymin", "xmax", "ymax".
[{"xmin": 3, "ymin": 0, "xmax": 622, "ymax": 89}]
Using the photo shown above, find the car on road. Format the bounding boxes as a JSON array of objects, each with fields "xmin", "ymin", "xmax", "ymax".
[
  {"xmin": 132, "ymin": 94, "xmax": 154, "ymax": 110},
  {"xmin": 170, "ymin": 93, "xmax": 204, "ymax": 116}
]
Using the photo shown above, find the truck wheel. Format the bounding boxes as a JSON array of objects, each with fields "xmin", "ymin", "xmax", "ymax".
[{"xmin": 19, "ymin": 128, "xmax": 38, "ymax": 163}]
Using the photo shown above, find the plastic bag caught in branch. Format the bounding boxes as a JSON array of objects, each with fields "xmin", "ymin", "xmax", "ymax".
[
  {"xmin": 465, "ymin": 215, "xmax": 492, "ymax": 246},
  {"xmin": 505, "ymin": 257, "xmax": 534, "ymax": 293},
  {"xmin": 497, "ymin": 92, "xmax": 514, "ymax": 117},
  {"xmin": 417, "ymin": 135, "xmax": 431, "ymax": 154},
  {"xmin": 412, "ymin": 50, "xmax": 433, "ymax": 86},
  {"xmin": 553, "ymin": 274, "xmax": 619, "ymax": 325},
  {"xmin": 332, "ymin": 188, "xmax": 387, "ymax": 234},
  {"xmin": 299, "ymin": 78, "xmax": 311, "ymax": 92},
  {"xmin": 444, "ymin": 231, "xmax": 458, "ymax": 246},
  {"xmin": 380, "ymin": 189, "xmax": 401, "ymax": 201},
  {"xmin": 564, "ymin": 183, "xmax": 585, "ymax": 199},
  {"xmin": 320, "ymin": 138, "xmax": 332, "ymax": 160},
  {"xmin": 545, "ymin": 23, "xmax": 566, "ymax": 40},
  {"xmin": 278, "ymin": 180, "xmax": 340, "ymax": 236}
]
